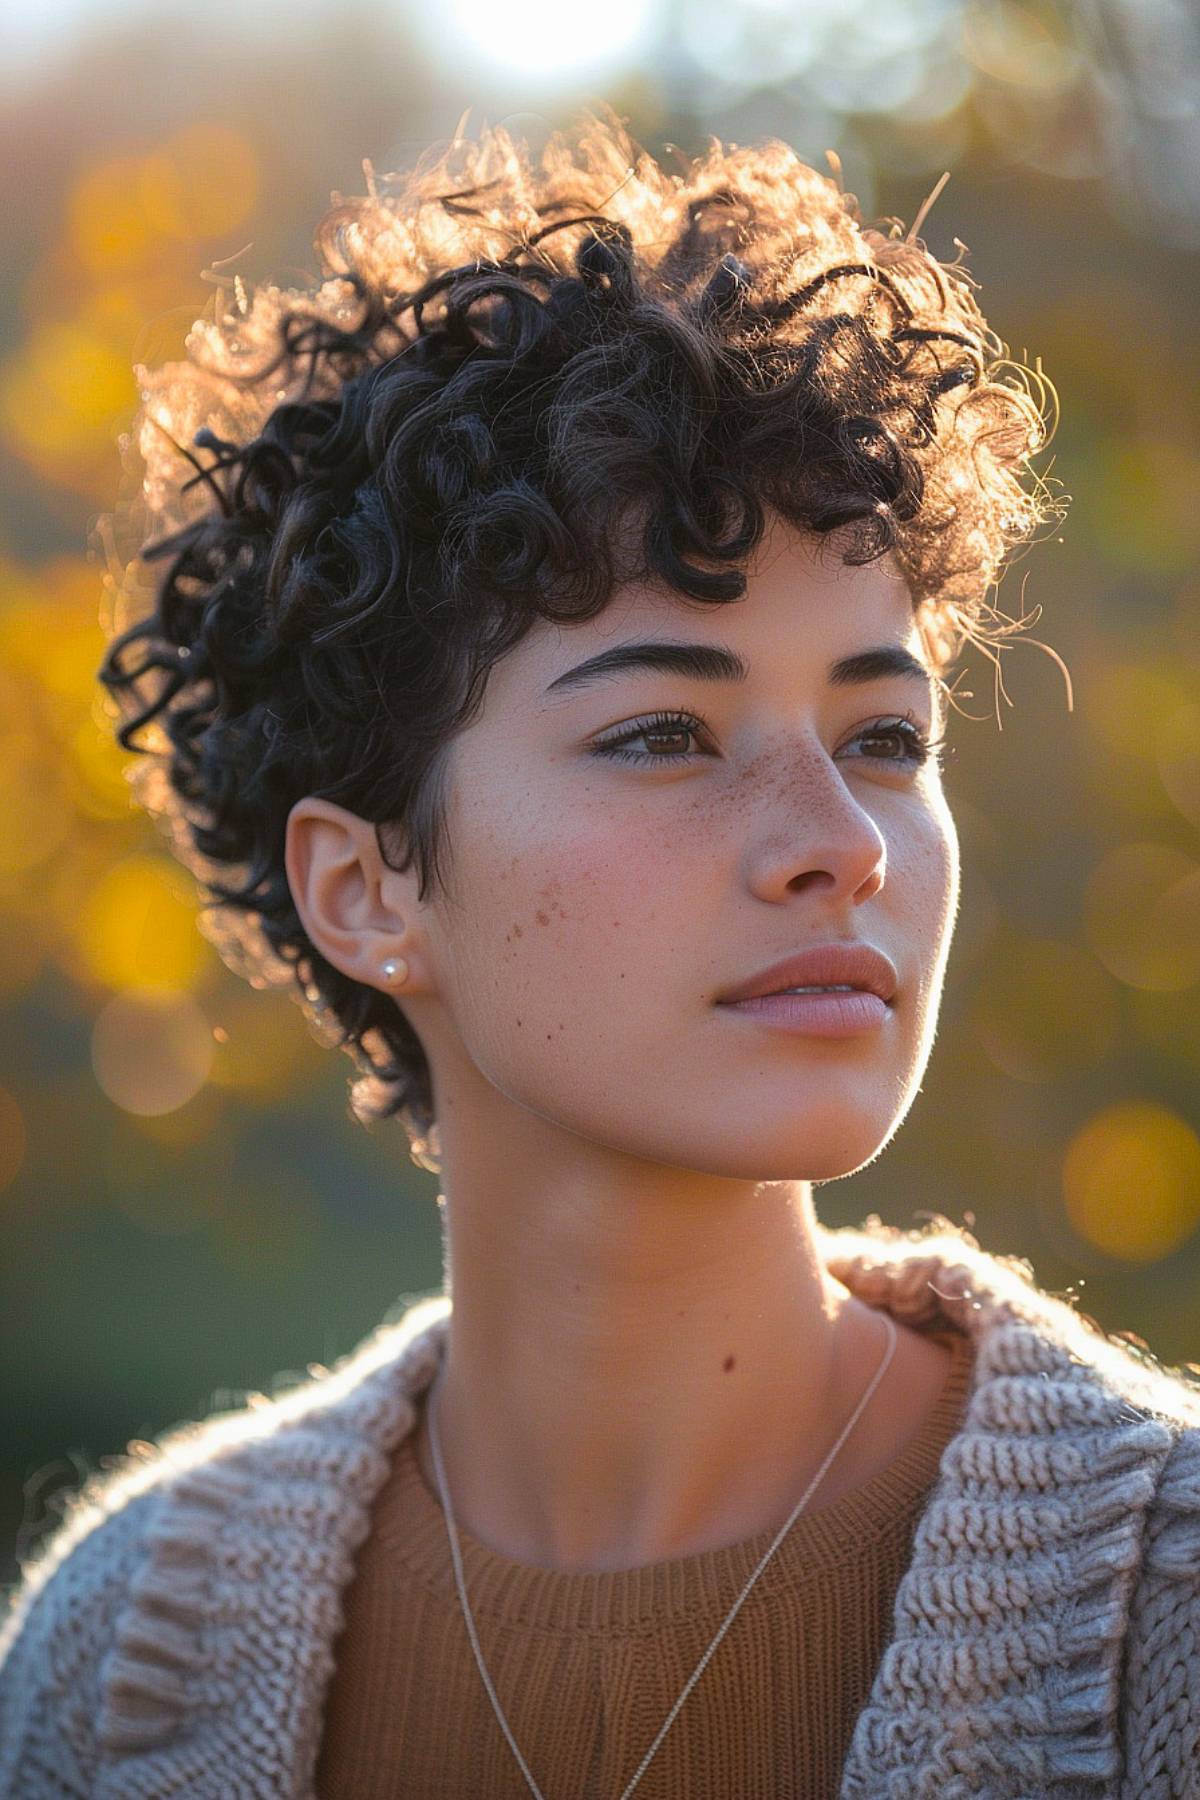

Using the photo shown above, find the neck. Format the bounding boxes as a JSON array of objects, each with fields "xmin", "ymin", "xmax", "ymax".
[{"xmin": 414, "ymin": 1140, "xmax": 903, "ymax": 1573}]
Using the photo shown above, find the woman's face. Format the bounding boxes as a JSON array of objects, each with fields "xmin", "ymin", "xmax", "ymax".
[{"xmin": 397, "ymin": 516, "xmax": 960, "ymax": 1183}]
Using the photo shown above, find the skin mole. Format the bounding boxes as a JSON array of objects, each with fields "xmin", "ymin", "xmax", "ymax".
[{"xmin": 723, "ymin": 1355, "xmax": 736, "ymax": 1374}]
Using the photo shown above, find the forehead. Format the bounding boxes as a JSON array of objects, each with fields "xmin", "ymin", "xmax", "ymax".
[{"xmin": 513, "ymin": 523, "xmax": 922, "ymax": 697}]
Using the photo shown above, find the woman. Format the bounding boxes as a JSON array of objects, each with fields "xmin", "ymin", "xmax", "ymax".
[{"xmin": 2, "ymin": 109, "xmax": 1199, "ymax": 1799}]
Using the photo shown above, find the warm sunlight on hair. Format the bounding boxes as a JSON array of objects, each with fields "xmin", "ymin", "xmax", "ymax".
[{"xmin": 95, "ymin": 106, "xmax": 1065, "ymax": 1152}]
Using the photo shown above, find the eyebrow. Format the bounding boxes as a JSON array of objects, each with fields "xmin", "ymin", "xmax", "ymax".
[{"xmin": 543, "ymin": 639, "xmax": 936, "ymax": 699}]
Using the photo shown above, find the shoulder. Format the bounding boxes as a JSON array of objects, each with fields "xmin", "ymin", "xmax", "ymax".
[
  {"xmin": 823, "ymin": 1212, "xmax": 1200, "ymax": 1427},
  {"xmin": 0, "ymin": 1480, "xmax": 161, "ymax": 1793},
  {"xmin": 825, "ymin": 1214, "xmax": 1200, "ymax": 1787},
  {"xmin": 1120, "ymin": 1420, "xmax": 1200, "ymax": 1795},
  {"xmin": 0, "ymin": 1294, "xmax": 449, "ymax": 1792},
  {"xmin": 1064, "ymin": 1334, "xmax": 1200, "ymax": 1795}
]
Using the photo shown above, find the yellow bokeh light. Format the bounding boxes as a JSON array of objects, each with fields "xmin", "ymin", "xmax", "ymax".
[
  {"xmin": 91, "ymin": 987, "xmax": 213, "ymax": 1117},
  {"xmin": 1083, "ymin": 842, "xmax": 1200, "ymax": 992},
  {"xmin": 1, "ymin": 318, "xmax": 134, "ymax": 461},
  {"xmin": 65, "ymin": 715, "xmax": 135, "ymax": 822},
  {"xmin": 207, "ymin": 985, "xmax": 328, "ymax": 1104},
  {"xmin": 138, "ymin": 124, "xmax": 261, "ymax": 242},
  {"xmin": 68, "ymin": 155, "xmax": 161, "ymax": 278},
  {"xmin": 0, "ymin": 571, "xmax": 112, "ymax": 736},
  {"xmin": 1062, "ymin": 1100, "xmax": 1200, "ymax": 1263},
  {"xmin": 0, "ymin": 740, "xmax": 74, "ymax": 874},
  {"xmin": 35, "ymin": 618, "xmax": 108, "ymax": 715},
  {"xmin": 63, "ymin": 128, "xmax": 258, "ymax": 277},
  {"xmin": 20, "ymin": 317, "xmax": 133, "ymax": 430},
  {"xmin": 36, "ymin": 834, "xmax": 132, "ymax": 957},
  {"xmin": 75, "ymin": 854, "xmax": 207, "ymax": 992},
  {"xmin": 968, "ymin": 935, "xmax": 1120, "ymax": 1082}
]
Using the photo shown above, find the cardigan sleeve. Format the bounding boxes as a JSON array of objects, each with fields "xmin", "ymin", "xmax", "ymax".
[
  {"xmin": 1120, "ymin": 1421, "xmax": 1200, "ymax": 1799},
  {"xmin": 0, "ymin": 1486, "xmax": 160, "ymax": 1797}
]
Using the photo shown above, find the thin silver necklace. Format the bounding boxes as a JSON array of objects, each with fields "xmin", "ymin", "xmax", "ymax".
[{"xmin": 425, "ymin": 1307, "xmax": 898, "ymax": 1800}]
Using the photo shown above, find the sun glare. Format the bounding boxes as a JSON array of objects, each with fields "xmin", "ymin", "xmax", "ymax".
[{"xmin": 442, "ymin": 0, "xmax": 655, "ymax": 77}]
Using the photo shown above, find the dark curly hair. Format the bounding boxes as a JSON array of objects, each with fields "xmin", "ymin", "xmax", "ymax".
[{"xmin": 94, "ymin": 108, "xmax": 1066, "ymax": 1166}]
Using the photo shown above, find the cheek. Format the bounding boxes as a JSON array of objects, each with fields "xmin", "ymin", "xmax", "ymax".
[
  {"xmin": 925, "ymin": 790, "xmax": 960, "ymax": 913},
  {"xmin": 440, "ymin": 795, "xmax": 679, "ymax": 1110},
  {"xmin": 901, "ymin": 799, "xmax": 956, "ymax": 890},
  {"xmin": 890, "ymin": 801, "xmax": 960, "ymax": 984},
  {"xmin": 450, "ymin": 775, "xmax": 673, "ymax": 1002},
  {"xmin": 512, "ymin": 826, "xmax": 670, "ymax": 981}
]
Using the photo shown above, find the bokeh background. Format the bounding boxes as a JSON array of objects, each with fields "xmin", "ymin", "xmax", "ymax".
[{"xmin": 3, "ymin": 0, "xmax": 1199, "ymax": 1590}]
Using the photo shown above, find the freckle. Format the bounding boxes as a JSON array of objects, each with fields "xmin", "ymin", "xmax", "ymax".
[
  {"xmin": 723, "ymin": 1355, "xmax": 736, "ymax": 1373},
  {"xmin": 536, "ymin": 910, "xmax": 550, "ymax": 926}
]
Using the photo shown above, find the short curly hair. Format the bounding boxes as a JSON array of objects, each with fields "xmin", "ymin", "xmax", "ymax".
[{"xmin": 95, "ymin": 107, "xmax": 1065, "ymax": 1163}]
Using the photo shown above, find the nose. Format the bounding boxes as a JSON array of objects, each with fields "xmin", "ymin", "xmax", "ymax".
[{"xmin": 741, "ymin": 754, "xmax": 888, "ymax": 906}]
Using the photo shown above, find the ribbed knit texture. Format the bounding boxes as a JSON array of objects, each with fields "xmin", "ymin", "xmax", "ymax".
[
  {"xmin": 315, "ymin": 1329, "xmax": 974, "ymax": 1798},
  {"xmin": 4, "ymin": 1213, "xmax": 1200, "ymax": 1799}
]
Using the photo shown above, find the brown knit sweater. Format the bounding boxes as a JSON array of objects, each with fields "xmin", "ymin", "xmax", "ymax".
[{"xmin": 316, "ymin": 1324, "xmax": 975, "ymax": 1799}]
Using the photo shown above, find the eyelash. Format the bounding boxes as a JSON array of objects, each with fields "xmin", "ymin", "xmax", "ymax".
[{"xmin": 591, "ymin": 709, "xmax": 947, "ymax": 772}]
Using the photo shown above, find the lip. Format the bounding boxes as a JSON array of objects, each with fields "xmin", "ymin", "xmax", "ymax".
[{"xmin": 715, "ymin": 942, "xmax": 898, "ymax": 1006}]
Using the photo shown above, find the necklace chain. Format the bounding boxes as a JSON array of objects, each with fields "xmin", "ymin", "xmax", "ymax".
[{"xmin": 425, "ymin": 1308, "xmax": 898, "ymax": 1800}]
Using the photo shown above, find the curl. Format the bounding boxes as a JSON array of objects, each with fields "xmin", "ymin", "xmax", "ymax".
[{"xmin": 95, "ymin": 106, "xmax": 1066, "ymax": 1153}]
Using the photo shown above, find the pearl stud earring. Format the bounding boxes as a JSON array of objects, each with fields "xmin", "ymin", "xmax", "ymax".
[{"xmin": 381, "ymin": 957, "xmax": 408, "ymax": 985}]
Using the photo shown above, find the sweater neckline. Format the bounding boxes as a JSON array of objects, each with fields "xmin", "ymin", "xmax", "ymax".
[
  {"xmin": 376, "ymin": 1327, "xmax": 975, "ymax": 1634},
  {"xmin": 91, "ymin": 1212, "xmax": 1192, "ymax": 1799}
]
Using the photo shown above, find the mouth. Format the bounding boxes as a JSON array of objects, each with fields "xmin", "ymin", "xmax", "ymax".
[
  {"xmin": 716, "ymin": 987, "xmax": 892, "ymax": 1037},
  {"xmin": 715, "ymin": 943, "xmax": 898, "ymax": 1007}
]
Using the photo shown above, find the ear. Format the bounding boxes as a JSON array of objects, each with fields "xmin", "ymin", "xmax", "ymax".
[{"xmin": 285, "ymin": 797, "xmax": 426, "ymax": 994}]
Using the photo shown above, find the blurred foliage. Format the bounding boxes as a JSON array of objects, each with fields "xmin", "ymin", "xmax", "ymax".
[{"xmin": 2, "ymin": 0, "xmax": 1199, "ymax": 1586}]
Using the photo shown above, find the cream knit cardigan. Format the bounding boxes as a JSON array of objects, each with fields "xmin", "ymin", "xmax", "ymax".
[{"xmin": 3, "ymin": 1213, "xmax": 1200, "ymax": 1799}]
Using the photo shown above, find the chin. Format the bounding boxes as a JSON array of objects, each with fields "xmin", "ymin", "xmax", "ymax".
[{"xmin": 665, "ymin": 1117, "xmax": 898, "ymax": 1185}]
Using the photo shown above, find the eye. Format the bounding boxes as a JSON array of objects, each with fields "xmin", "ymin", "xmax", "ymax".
[
  {"xmin": 851, "ymin": 715, "xmax": 947, "ymax": 771},
  {"xmin": 591, "ymin": 710, "xmax": 708, "ymax": 763},
  {"xmin": 590, "ymin": 709, "xmax": 946, "ymax": 771}
]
